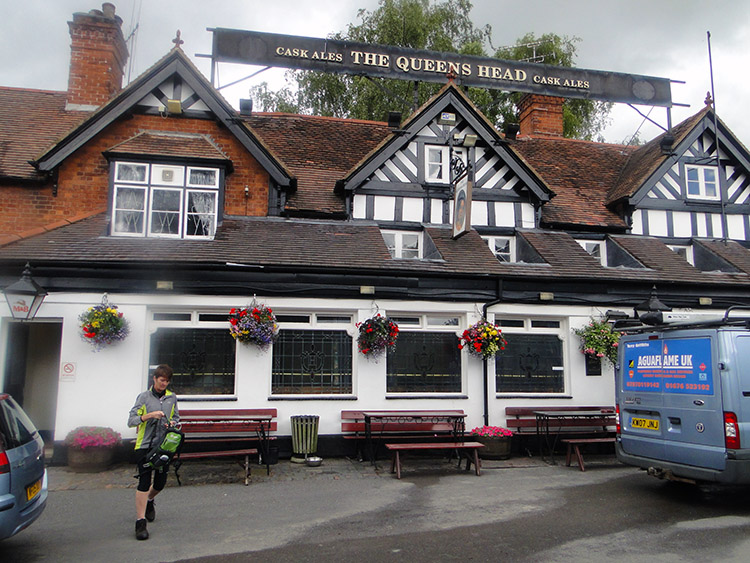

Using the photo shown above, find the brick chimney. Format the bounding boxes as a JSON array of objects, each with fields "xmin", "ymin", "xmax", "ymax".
[
  {"xmin": 518, "ymin": 94, "xmax": 564, "ymax": 138},
  {"xmin": 67, "ymin": 3, "xmax": 129, "ymax": 109}
]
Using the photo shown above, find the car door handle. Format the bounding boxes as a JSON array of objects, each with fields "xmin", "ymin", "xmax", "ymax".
[{"xmin": 693, "ymin": 400, "xmax": 705, "ymax": 406}]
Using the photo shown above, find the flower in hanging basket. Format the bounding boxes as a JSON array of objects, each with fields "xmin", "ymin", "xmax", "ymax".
[
  {"xmin": 357, "ymin": 314, "xmax": 399, "ymax": 357},
  {"xmin": 573, "ymin": 318, "xmax": 621, "ymax": 366},
  {"xmin": 64, "ymin": 426, "xmax": 121, "ymax": 450},
  {"xmin": 79, "ymin": 303, "xmax": 130, "ymax": 349},
  {"xmin": 458, "ymin": 319, "xmax": 506, "ymax": 359},
  {"xmin": 469, "ymin": 425, "xmax": 514, "ymax": 438},
  {"xmin": 228, "ymin": 304, "xmax": 278, "ymax": 348}
]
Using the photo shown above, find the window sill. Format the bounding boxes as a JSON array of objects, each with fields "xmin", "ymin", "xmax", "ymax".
[
  {"xmin": 176, "ymin": 395, "xmax": 238, "ymax": 402},
  {"xmin": 385, "ymin": 394, "xmax": 468, "ymax": 400},
  {"xmin": 495, "ymin": 395, "xmax": 572, "ymax": 399},
  {"xmin": 268, "ymin": 395, "xmax": 358, "ymax": 401}
]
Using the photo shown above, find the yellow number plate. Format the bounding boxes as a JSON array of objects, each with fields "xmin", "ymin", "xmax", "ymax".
[
  {"xmin": 26, "ymin": 478, "xmax": 42, "ymax": 501},
  {"xmin": 631, "ymin": 417, "xmax": 659, "ymax": 431}
]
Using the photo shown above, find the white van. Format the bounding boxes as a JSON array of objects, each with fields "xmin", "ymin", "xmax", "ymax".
[{"xmin": 615, "ymin": 309, "xmax": 750, "ymax": 484}]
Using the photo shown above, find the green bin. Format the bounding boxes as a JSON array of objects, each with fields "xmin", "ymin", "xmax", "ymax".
[{"xmin": 290, "ymin": 415, "xmax": 319, "ymax": 463}]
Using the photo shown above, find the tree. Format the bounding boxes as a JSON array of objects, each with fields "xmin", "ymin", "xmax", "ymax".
[{"xmin": 249, "ymin": 0, "xmax": 610, "ymax": 140}]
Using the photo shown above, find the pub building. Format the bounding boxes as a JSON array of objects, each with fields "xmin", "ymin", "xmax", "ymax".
[{"xmin": 3, "ymin": 4, "xmax": 750, "ymax": 460}]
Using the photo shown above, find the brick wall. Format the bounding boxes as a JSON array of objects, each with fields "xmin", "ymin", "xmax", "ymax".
[
  {"xmin": 518, "ymin": 94, "xmax": 564, "ymax": 138},
  {"xmin": 0, "ymin": 115, "xmax": 271, "ymax": 239},
  {"xmin": 67, "ymin": 5, "xmax": 128, "ymax": 107}
]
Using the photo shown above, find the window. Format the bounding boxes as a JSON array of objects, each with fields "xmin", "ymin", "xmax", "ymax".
[
  {"xmin": 111, "ymin": 161, "xmax": 220, "ymax": 239},
  {"xmin": 425, "ymin": 145, "xmax": 449, "ymax": 183},
  {"xmin": 667, "ymin": 244, "xmax": 694, "ymax": 265},
  {"xmin": 148, "ymin": 311, "xmax": 236, "ymax": 396},
  {"xmin": 272, "ymin": 313, "xmax": 353, "ymax": 395},
  {"xmin": 484, "ymin": 236, "xmax": 515, "ymax": 262},
  {"xmin": 382, "ymin": 230, "xmax": 422, "ymax": 259},
  {"xmin": 577, "ymin": 240, "xmax": 606, "ymax": 266},
  {"xmin": 387, "ymin": 314, "xmax": 461, "ymax": 393},
  {"xmin": 685, "ymin": 165, "xmax": 719, "ymax": 200},
  {"xmin": 495, "ymin": 318, "xmax": 565, "ymax": 393},
  {"xmin": 424, "ymin": 145, "xmax": 465, "ymax": 184}
]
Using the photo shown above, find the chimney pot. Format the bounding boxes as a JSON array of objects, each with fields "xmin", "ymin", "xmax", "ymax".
[{"xmin": 102, "ymin": 3, "xmax": 116, "ymax": 19}]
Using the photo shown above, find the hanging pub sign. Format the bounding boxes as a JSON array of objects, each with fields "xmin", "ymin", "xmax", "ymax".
[{"xmin": 211, "ymin": 28, "xmax": 673, "ymax": 107}]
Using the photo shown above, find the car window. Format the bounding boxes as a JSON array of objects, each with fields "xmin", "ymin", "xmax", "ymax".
[{"xmin": 0, "ymin": 397, "xmax": 38, "ymax": 449}]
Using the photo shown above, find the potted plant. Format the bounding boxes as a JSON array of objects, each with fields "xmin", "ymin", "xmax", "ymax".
[
  {"xmin": 573, "ymin": 318, "xmax": 620, "ymax": 366},
  {"xmin": 469, "ymin": 425, "xmax": 513, "ymax": 459},
  {"xmin": 64, "ymin": 426, "xmax": 121, "ymax": 472},
  {"xmin": 458, "ymin": 319, "xmax": 507, "ymax": 359},
  {"xmin": 228, "ymin": 303, "xmax": 278, "ymax": 348},
  {"xmin": 356, "ymin": 314, "xmax": 399, "ymax": 358},
  {"xmin": 79, "ymin": 300, "xmax": 130, "ymax": 351}
]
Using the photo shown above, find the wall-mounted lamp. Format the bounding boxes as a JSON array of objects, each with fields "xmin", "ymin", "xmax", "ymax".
[
  {"xmin": 539, "ymin": 292, "xmax": 554, "ymax": 301},
  {"xmin": 3, "ymin": 263, "xmax": 47, "ymax": 320},
  {"xmin": 166, "ymin": 99, "xmax": 183, "ymax": 115},
  {"xmin": 461, "ymin": 134, "xmax": 478, "ymax": 147},
  {"xmin": 699, "ymin": 297, "xmax": 713, "ymax": 306}
]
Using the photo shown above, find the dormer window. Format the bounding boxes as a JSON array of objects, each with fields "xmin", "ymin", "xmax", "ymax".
[
  {"xmin": 382, "ymin": 230, "xmax": 422, "ymax": 259},
  {"xmin": 685, "ymin": 165, "xmax": 719, "ymax": 201},
  {"xmin": 111, "ymin": 161, "xmax": 220, "ymax": 239},
  {"xmin": 483, "ymin": 236, "xmax": 515, "ymax": 263},
  {"xmin": 577, "ymin": 240, "xmax": 607, "ymax": 266},
  {"xmin": 668, "ymin": 244, "xmax": 694, "ymax": 265}
]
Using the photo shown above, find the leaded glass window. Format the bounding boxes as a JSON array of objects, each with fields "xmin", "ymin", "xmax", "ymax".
[
  {"xmin": 495, "ymin": 333, "xmax": 564, "ymax": 393},
  {"xmin": 149, "ymin": 328, "xmax": 236, "ymax": 395},
  {"xmin": 272, "ymin": 330, "xmax": 353, "ymax": 394},
  {"xmin": 386, "ymin": 332, "xmax": 461, "ymax": 393}
]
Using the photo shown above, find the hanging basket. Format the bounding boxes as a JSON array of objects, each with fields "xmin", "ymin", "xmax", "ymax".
[
  {"xmin": 79, "ymin": 295, "xmax": 130, "ymax": 350},
  {"xmin": 573, "ymin": 318, "xmax": 620, "ymax": 366},
  {"xmin": 458, "ymin": 319, "xmax": 506, "ymax": 359},
  {"xmin": 228, "ymin": 302, "xmax": 278, "ymax": 348},
  {"xmin": 356, "ymin": 314, "xmax": 399, "ymax": 358}
]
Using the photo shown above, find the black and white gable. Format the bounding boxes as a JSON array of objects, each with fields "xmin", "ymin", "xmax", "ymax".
[
  {"xmin": 339, "ymin": 84, "xmax": 551, "ymax": 230},
  {"xmin": 628, "ymin": 107, "xmax": 750, "ymax": 242}
]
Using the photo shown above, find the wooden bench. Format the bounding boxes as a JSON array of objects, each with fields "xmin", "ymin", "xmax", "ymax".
[
  {"xmin": 341, "ymin": 410, "xmax": 464, "ymax": 460},
  {"xmin": 177, "ymin": 408, "xmax": 277, "ymax": 485},
  {"xmin": 386, "ymin": 442, "xmax": 485, "ymax": 479},
  {"xmin": 563, "ymin": 437, "xmax": 616, "ymax": 471}
]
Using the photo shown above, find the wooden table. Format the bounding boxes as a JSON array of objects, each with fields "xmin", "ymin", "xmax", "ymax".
[
  {"xmin": 362, "ymin": 410, "xmax": 467, "ymax": 466},
  {"xmin": 533, "ymin": 410, "xmax": 615, "ymax": 464}
]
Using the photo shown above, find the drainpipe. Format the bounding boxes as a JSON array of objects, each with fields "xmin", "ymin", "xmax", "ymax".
[{"xmin": 480, "ymin": 280, "xmax": 503, "ymax": 426}]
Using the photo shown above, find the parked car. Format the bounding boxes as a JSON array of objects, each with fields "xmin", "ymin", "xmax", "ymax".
[{"xmin": 0, "ymin": 394, "xmax": 47, "ymax": 540}]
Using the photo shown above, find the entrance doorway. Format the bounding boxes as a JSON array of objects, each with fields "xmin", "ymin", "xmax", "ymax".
[{"xmin": 2, "ymin": 321, "xmax": 62, "ymax": 444}]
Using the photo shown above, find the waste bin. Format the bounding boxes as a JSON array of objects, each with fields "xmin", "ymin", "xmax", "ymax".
[{"xmin": 290, "ymin": 415, "xmax": 319, "ymax": 463}]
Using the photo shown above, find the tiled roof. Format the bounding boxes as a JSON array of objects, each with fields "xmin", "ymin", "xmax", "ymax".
[
  {"xmin": 245, "ymin": 113, "xmax": 391, "ymax": 214},
  {"xmin": 3, "ymin": 214, "xmax": 749, "ymax": 287},
  {"xmin": 0, "ymin": 87, "xmax": 86, "ymax": 181},
  {"xmin": 105, "ymin": 131, "xmax": 231, "ymax": 162},
  {"xmin": 607, "ymin": 106, "xmax": 711, "ymax": 204},
  {"xmin": 512, "ymin": 137, "xmax": 636, "ymax": 230}
]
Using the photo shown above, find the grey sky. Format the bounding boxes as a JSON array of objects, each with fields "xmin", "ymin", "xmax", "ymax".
[{"xmin": 3, "ymin": 1, "xmax": 749, "ymax": 145}]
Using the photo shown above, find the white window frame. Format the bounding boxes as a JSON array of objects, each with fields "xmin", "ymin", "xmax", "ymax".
[
  {"xmin": 425, "ymin": 145, "xmax": 449, "ymax": 183},
  {"xmin": 494, "ymin": 317, "xmax": 567, "ymax": 396},
  {"xmin": 381, "ymin": 230, "xmax": 423, "ymax": 259},
  {"xmin": 685, "ymin": 164, "xmax": 720, "ymax": 201},
  {"xmin": 111, "ymin": 160, "xmax": 220, "ymax": 239},
  {"xmin": 187, "ymin": 167, "xmax": 220, "ymax": 188},
  {"xmin": 148, "ymin": 186, "xmax": 184, "ymax": 238},
  {"xmin": 483, "ymin": 236, "xmax": 516, "ymax": 263},
  {"xmin": 577, "ymin": 240, "xmax": 607, "ymax": 266},
  {"xmin": 667, "ymin": 244, "xmax": 694, "ymax": 265},
  {"xmin": 115, "ymin": 161, "xmax": 148, "ymax": 184},
  {"xmin": 112, "ymin": 185, "xmax": 147, "ymax": 236}
]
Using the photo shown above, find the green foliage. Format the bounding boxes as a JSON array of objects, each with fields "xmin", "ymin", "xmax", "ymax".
[
  {"xmin": 249, "ymin": 0, "xmax": 610, "ymax": 140},
  {"xmin": 573, "ymin": 318, "xmax": 621, "ymax": 366}
]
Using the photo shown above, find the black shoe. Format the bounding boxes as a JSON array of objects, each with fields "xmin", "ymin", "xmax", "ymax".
[
  {"xmin": 145, "ymin": 500, "xmax": 156, "ymax": 522},
  {"xmin": 135, "ymin": 518, "xmax": 149, "ymax": 540}
]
